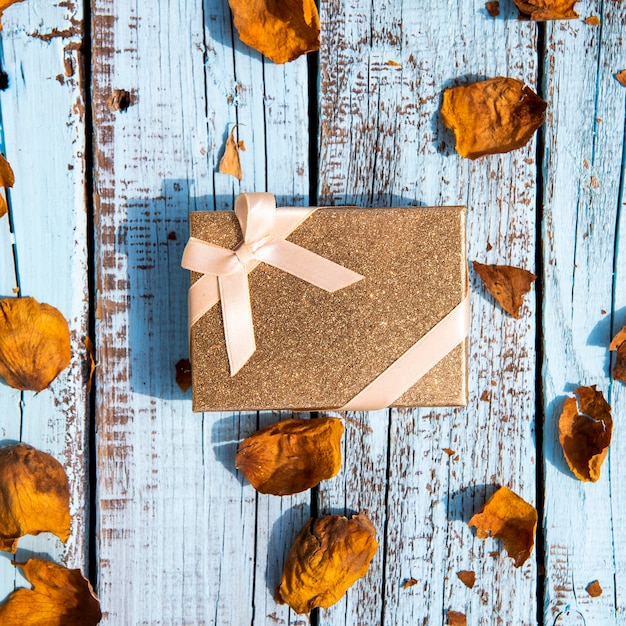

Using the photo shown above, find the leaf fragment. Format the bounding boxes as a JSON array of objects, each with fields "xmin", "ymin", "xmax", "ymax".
[
  {"xmin": 447, "ymin": 611, "xmax": 467, "ymax": 626},
  {"xmin": 236, "ymin": 417, "xmax": 343, "ymax": 495},
  {"xmin": 175, "ymin": 358, "xmax": 192, "ymax": 392},
  {"xmin": 485, "ymin": 1, "xmax": 500, "ymax": 16},
  {"xmin": 218, "ymin": 126, "xmax": 244, "ymax": 180},
  {"xmin": 616, "ymin": 70, "xmax": 626, "ymax": 87},
  {"xmin": 275, "ymin": 513, "xmax": 378, "ymax": 614},
  {"xmin": 473, "ymin": 261, "xmax": 536, "ymax": 318},
  {"xmin": 0, "ymin": 443, "xmax": 70, "ymax": 553},
  {"xmin": 513, "ymin": 0, "xmax": 578, "ymax": 20},
  {"xmin": 0, "ymin": 559, "xmax": 102, "ymax": 625},
  {"xmin": 0, "ymin": 297, "xmax": 71, "ymax": 391},
  {"xmin": 586, "ymin": 580, "xmax": 603, "ymax": 597},
  {"xmin": 0, "ymin": 153, "xmax": 14, "ymax": 218},
  {"xmin": 229, "ymin": 0, "xmax": 320, "ymax": 64},
  {"xmin": 457, "ymin": 570, "xmax": 476, "ymax": 589},
  {"xmin": 83, "ymin": 336, "xmax": 96, "ymax": 392},
  {"xmin": 441, "ymin": 77, "xmax": 547, "ymax": 159},
  {"xmin": 610, "ymin": 326, "xmax": 626, "ymax": 382},
  {"xmin": 469, "ymin": 486, "xmax": 537, "ymax": 567},
  {"xmin": 559, "ymin": 385, "xmax": 612, "ymax": 482},
  {"xmin": 402, "ymin": 577, "xmax": 418, "ymax": 589},
  {"xmin": 584, "ymin": 15, "xmax": 600, "ymax": 24}
]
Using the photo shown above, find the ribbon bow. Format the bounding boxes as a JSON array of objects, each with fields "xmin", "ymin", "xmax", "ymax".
[{"xmin": 182, "ymin": 193, "xmax": 364, "ymax": 376}]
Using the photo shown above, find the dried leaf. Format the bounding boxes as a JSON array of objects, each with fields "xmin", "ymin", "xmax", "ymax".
[
  {"xmin": 175, "ymin": 358, "xmax": 192, "ymax": 392},
  {"xmin": 559, "ymin": 385, "xmax": 612, "ymax": 482},
  {"xmin": 448, "ymin": 611, "xmax": 467, "ymax": 626},
  {"xmin": 586, "ymin": 580, "xmax": 603, "ymax": 597},
  {"xmin": 441, "ymin": 77, "xmax": 547, "ymax": 159},
  {"xmin": 83, "ymin": 336, "xmax": 96, "ymax": 392},
  {"xmin": 473, "ymin": 261, "xmax": 536, "ymax": 318},
  {"xmin": 485, "ymin": 1, "xmax": 500, "ymax": 16},
  {"xmin": 275, "ymin": 513, "xmax": 378, "ymax": 614},
  {"xmin": 513, "ymin": 0, "xmax": 578, "ymax": 20},
  {"xmin": 443, "ymin": 448, "xmax": 455, "ymax": 456},
  {"xmin": 229, "ymin": 0, "xmax": 320, "ymax": 64},
  {"xmin": 218, "ymin": 126, "xmax": 243, "ymax": 180},
  {"xmin": 0, "ymin": 297, "xmax": 71, "ymax": 391},
  {"xmin": 402, "ymin": 577, "xmax": 418, "ymax": 589},
  {"xmin": 616, "ymin": 70, "xmax": 626, "ymax": 87},
  {"xmin": 0, "ymin": 153, "xmax": 15, "ymax": 218},
  {"xmin": 584, "ymin": 15, "xmax": 600, "ymax": 24},
  {"xmin": 457, "ymin": 570, "xmax": 476, "ymax": 589},
  {"xmin": 236, "ymin": 417, "xmax": 343, "ymax": 495},
  {"xmin": 610, "ymin": 326, "xmax": 626, "ymax": 382},
  {"xmin": 0, "ymin": 559, "xmax": 102, "ymax": 625},
  {"xmin": 469, "ymin": 486, "xmax": 537, "ymax": 567},
  {"xmin": 0, "ymin": 443, "xmax": 70, "ymax": 553}
]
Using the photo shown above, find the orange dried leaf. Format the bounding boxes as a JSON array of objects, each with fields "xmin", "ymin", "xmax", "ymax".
[
  {"xmin": 0, "ymin": 297, "xmax": 71, "ymax": 391},
  {"xmin": 0, "ymin": 444, "xmax": 70, "ymax": 553},
  {"xmin": 175, "ymin": 358, "xmax": 192, "ymax": 392},
  {"xmin": 610, "ymin": 326, "xmax": 626, "ymax": 382},
  {"xmin": 0, "ymin": 559, "xmax": 102, "ymax": 625},
  {"xmin": 448, "ymin": 611, "xmax": 467, "ymax": 626},
  {"xmin": 218, "ymin": 126, "xmax": 243, "ymax": 180},
  {"xmin": 229, "ymin": 0, "xmax": 320, "ymax": 64},
  {"xmin": 616, "ymin": 71, "xmax": 626, "ymax": 87},
  {"xmin": 236, "ymin": 417, "xmax": 343, "ymax": 495},
  {"xmin": 584, "ymin": 15, "xmax": 600, "ymax": 24},
  {"xmin": 443, "ymin": 448, "xmax": 455, "ymax": 456},
  {"xmin": 83, "ymin": 336, "xmax": 96, "ymax": 392},
  {"xmin": 559, "ymin": 385, "xmax": 612, "ymax": 482},
  {"xmin": 402, "ymin": 577, "xmax": 418, "ymax": 589},
  {"xmin": 0, "ymin": 153, "xmax": 15, "ymax": 188},
  {"xmin": 275, "ymin": 513, "xmax": 378, "ymax": 614},
  {"xmin": 586, "ymin": 580, "xmax": 603, "ymax": 597},
  {"xmin": 513, "ymin": 0, "xmax": 578, "ymax": 20},
  {"xmin": 457, "ymin": 570, "xmax": 476, "ymax": 589},
  {"xmin": 469, "ymin": 486, "xmax": 537, "ymax": 567},
  {"xmin": 473, "ymin": 261, "xmax": 536, "ymax": 318},
  {"xmin": 485, "ymin": 1, "xmax": 500, "ymax": 16},
  {"xmin": 441, "ymin": 77, "xmax": 547, "ymax": 159}
]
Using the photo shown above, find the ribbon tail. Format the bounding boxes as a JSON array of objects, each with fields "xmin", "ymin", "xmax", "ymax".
[
  {"xmin": 219, "ymin": 270, "xmax": 256, "ymax": 376},
  {"xmin": 256, "ymin": 239, "xmax": 364, "ymax": 291},
  {"xmin": 339, "ymin": 295, "xmax": 470, "ymax": 410}
]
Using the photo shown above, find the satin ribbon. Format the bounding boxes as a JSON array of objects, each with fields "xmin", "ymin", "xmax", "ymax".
[
  {"xmin": 182, "ymin": 193, "xmax": 364, "ymax": 376},
  {"xmin": 338, "ymin": 294, "xmax": 470, "ymax": 410}
]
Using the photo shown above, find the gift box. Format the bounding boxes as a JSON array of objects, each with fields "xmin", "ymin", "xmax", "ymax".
[{"xmin": 182, "ymin": 193, "xmax": 469, "ymax": 412}]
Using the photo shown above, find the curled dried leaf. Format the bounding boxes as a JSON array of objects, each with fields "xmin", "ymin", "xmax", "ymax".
[
  {"xmin": 229, "ymin": 0, "xmax": 320, "ymax": 64},
  {"xmin": 175, "ymin": 358, "xmax": 192, "ymax": 392},
  {"xmin": 275, "ymin": 513, "xmax": 378, "ymax": 614},
  {"xmin": 457, "ymin": 570, "xmax": 476, "ymax": 589},
  {"xmin": 473, "ymin": 261, "xmax": 536, "ymax": 318},
  {"xmin": 469, "ymin": 486, "xmax": 537, "ymax": 567},
  {"xmin": 218, "ymin": 126, "xmax": 244, "ymax": 180},
  {"xmin": 441, "ymin": 77, "xmax": 547, "ymax": 159},
  {"xmin": 559, "ymin": 385, "xmax": 612, "ymax": 482},
  {"xmin": 610, "ymin": 326, "xmax": 626, "ymax": 382},
  {"xmin": 0, "ymin": 559, "xmax": 102, "ymax": 625},
  {"xmin": 513, "ymin": 0, "xmax": 578, "ymax": 20},
  {"xmin": 0, "ymin": 444, "xmax": 70, "ymax": 553},
  {"xmin": 0, "ymin": 297, "xmax": 71, "ymax": 391},
  {"xmin": 586, "ymin": 580, "xmax": 603, "ymax": 597},
  {"xmin": 236, "ymin": 417, "xmax": 343, "ymax": 495},
  {"xmin": 448, "ymin": 611, "xmax": 467, "ymax": 626}
]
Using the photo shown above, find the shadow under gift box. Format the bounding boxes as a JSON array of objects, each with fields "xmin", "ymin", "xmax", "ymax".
[{"xmin": 187, "ymin": 203, "xmax": 468, "ymax": 411}]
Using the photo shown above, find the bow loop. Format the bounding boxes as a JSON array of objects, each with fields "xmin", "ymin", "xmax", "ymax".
[{"xmin": 183, "ymin": 193, "xmax": 364, "ymax": 376}]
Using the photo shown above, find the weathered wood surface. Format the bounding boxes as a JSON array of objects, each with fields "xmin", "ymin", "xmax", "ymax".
[
  {"xmin": 0, "ymin": 0, "xmax": 89, "ymax": 603},
  {"xmin": 542, "ymin": 2, "xmax": 626, "ymax": 624},
  {"xmin": 0, "ymin": 0, "xmax": 625, "ymax": 624}
]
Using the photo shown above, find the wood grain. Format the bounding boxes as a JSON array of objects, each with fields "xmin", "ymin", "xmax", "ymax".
[
  {"xmin": 541, "ymin": 2, "xmax": 626, "ymax": 624},
  {"xmin": 318, "ymin": 0, "xmax": 539, "ymax": 624},
  {"xmin": 0, "ymin": 0, "xmax": 89, "ymax": 601},
  {"xmin": 91, "ymin": 0, "xmax": 311, "ymax": 623}
]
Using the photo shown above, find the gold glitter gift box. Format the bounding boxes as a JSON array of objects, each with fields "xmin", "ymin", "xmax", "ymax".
[{"xmin": 183, "ymin": 193, "xmax": 469, "ymax": 412}]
